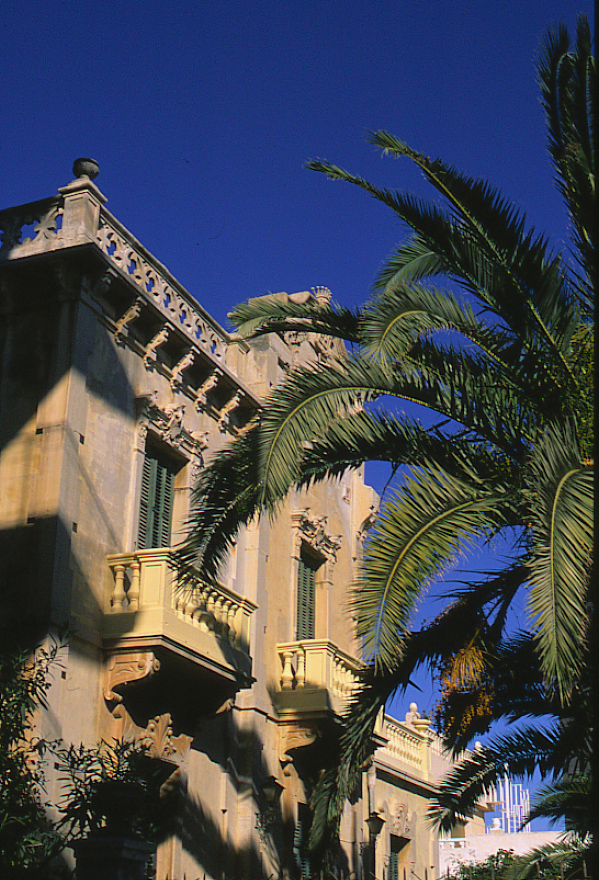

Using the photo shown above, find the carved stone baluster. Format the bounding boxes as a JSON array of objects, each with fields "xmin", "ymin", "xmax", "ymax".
[
  {"xmin": 281, "ymin": 651, "xmax": 295, "ymax": 690},
  {"xmin": 213, "ymin": 595, "xmax": 225, "ymax": 634},
  {"xmin": 128, "ymin": 559, "xmax": 141, "ymax": 611},
  {"xmin": 196, "ymin": 586, "xmax": 210, "ymax": 631},
  {"xmin": 226, "ymin": 602, "xmax": 237, "ymax": 644},
  {"xmin": 111, "ymin": 563, "xmax": 127, "ymax": 612},
  {"xmin": 184, "ymin": 588, "xmax": 197, "ymax": 623},
  {"xmin": 219, "ymin": 599, "xmax": 232, "ymax": 640},
  {"xmin": 205, "ymin": 590, "xmax": 217, "ymax": 631},
  {"xmin": 296, "ymin": 648, "xmax": 306, "ymax": 688}
]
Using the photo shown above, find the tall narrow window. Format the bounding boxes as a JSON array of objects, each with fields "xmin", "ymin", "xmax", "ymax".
[
  {"xmin": 388, "ymin": 835, "xmax": 409, "ymax": 880},
  {"xmin": 138, "ymin": 447, "xmax": 176, "ymax": 549},
  {"xmin": 296, "ymin": 550, "xmax": 318, "ymax": 640}
]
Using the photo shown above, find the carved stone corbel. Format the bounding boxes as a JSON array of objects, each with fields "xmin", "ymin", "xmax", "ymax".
[
  {"xmin": 88, "ymin": 268, "xmax": 118, "ymax": 303},
  {"xmin": 138, "ymin": 713, "xmax": 193, "ymax": 763},
  {"xmin": 359, "ymin": 505, "xmax": 378, "ymax": 537},
  {"xmin": 218, "ymin": 391, "xmax": 242, "ymax": 432},
  {"xmin": 279, "ymin": 722, "xmax": 318, "ymax": 775},
  {"xmin": 194, "ymin": 369, "xmax": 221, "ymax": 412},
  {"xmin": 114, "ymin": 297, "xmax": 143, "ymax": 342},
  {"xmin": 103, "ymin": 652, "xmax": 161, "ymax": 704},
  {"xmin": 170, "ymin": 349, "xmax": 195, "ymax": 389},
  {"xmin": 190, "ymin": 431, "xmax": 209, "ymax": 479},
  {"xmin": 143, "ymin": 327, "xmax": 170, "ymax": 368}
]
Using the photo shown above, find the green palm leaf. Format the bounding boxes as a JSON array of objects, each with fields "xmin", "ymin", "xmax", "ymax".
[
  {"xmin": 524, "ymin": 421, "xmax": 593, "ymax": 699},
  {"xmin": 355, "ymin": 466, "xmax": 507, "ymax": 669},
  {"xmin": 229, "ymin": 294, "xmax": 361, "ymax": 344}
]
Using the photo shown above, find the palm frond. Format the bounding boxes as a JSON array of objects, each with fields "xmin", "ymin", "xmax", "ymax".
[
  {"xmin": 255, "ymin": 356, "xmax": 398, "ymax": 506},
  {"xmin": 373, "ymin": 235, "xmax": 447, "ymax": 288},
  {"xmin": 355, "ymin": 466, "xmax": 507, "ymax": 669},
  {"xmin": 527, "ymin": 772, "xmax": 591, "ymax": 832},
  {"xmin": 428, "ymin": 724, "xmax": 564, "ymax": 830},
  {"xmin": 537, "ymin": 16, "xmax": 597, "ymax": 293},
  {"xmin": 175, "ymin": 427, "xmax": 264, "ymax": 583},
  {"xmin": 524, "ymin": 421, "xmax": 593, "ymax": 698},
  {"xmin": 229, "ymin": 295, "xmax": 361, "ymax": 344}
]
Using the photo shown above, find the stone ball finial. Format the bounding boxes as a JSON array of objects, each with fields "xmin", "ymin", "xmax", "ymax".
[{"xmin": 73, "ymin": 158, "xmax": 99, "ymax": 180}]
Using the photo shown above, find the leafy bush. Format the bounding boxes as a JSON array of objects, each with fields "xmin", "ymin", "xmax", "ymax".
[{"xmin": 0, "ymin": 641, "xmax": 65, "ymax": 878}]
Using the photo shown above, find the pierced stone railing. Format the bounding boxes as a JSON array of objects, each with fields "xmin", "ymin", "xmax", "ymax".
[
  {"xmin": 104, "ymin": 550, "xmax": 255, "ymax": 673},
  {"xmin": 96, "ymin": 210, "xmax": 228, "ymax": 362},
  {"xmin": 0, "ymin": 179, "xmax": 231, "ymax": 367},
  {"xmin": 277, "ymin": 639, "xmax": 361, "ymax": 712},
  {"xmin": 0, "ymin": 197, "xmax": 64, "ymax": 257}
]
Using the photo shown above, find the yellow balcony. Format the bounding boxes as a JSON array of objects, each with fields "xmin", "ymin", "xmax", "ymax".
[
  {"xmin": 103, "ymin": 549, "xmax": 256, "ymax": 688},
  {"xmin": 275, "ymin": 640, "xmax": 361, "ymax": 719}
]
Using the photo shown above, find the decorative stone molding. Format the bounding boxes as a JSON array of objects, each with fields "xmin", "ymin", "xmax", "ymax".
[
  {"xmin": 96, "ymin": 214, "xmax": 228, "ymax": 362},
  {"xmin": 291, "ymin": 509, "xmax": 341, "ymax": 563},
  {"xmin": 135, "ymin": 392, "xmax": 209, "ymax": 465},
  {"xmin": 103, "ymin": 651, "xmax": 161, "ymax": 703},
  {"xmin": 137, "ymin": 713, "xmax": 193, "ymax": 763},
  {"xmin": 390, "ymin": 802, "xmax": 410, "ymax": 838}
]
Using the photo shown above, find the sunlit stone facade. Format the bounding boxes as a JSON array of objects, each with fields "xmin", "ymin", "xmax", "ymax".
[{"xmin": 0, "ymin": 164, "xmax": 457, "ymax": 880}]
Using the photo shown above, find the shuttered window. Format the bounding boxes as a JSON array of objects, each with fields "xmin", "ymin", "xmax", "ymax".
[
  {"xmin": 296, "ymin": 551, "xmax": 318, "ymax": 640},
  {"xmin": 388, "ymin": 835, "xmax": 408, "ymax": 880},
  {"xmin": 293, "ymin": 804, "xmax": 312, "ymax": 880},
  {"xmin": 138, "ymin": 448, "xmax": 175, "ymax": 549}
]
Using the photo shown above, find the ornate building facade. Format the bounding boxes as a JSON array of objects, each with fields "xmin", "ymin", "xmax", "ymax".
[{"xmin": 0, "ymin": 161, "xmax": 458, "ymax": 880}]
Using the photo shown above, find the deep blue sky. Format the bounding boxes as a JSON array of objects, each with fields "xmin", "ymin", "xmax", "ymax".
[
  {"xmin": 3, "ymin": 0, "xmax": 593, "ymax": 826},
  {"xmin": 2, "ymin": 1, "xmax": 593, "ymax": 328}
]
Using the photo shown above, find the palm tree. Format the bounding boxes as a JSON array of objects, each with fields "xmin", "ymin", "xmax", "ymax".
[{"xmin": 177, "ymin": 16, "xmax": 595, "ymax": 849}]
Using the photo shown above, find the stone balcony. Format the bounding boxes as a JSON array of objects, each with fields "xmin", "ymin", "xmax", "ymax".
[
  {"xmin": 274, "ymin": 639, "xmax": 362, "ymax": 719},
  {"xmin": 103, "ymin": 549, "xmax": 256, "ymax": 690},
  {"xmin": 374, "ymin": 713, "xmax": 433, "ymax": 781}
]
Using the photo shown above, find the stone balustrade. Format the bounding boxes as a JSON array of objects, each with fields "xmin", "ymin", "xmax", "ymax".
[
  {"xmin": 376, "ymin": 714, "xmax": 427, "ymax": 774},
  {"xmin": 277, "ymin": 639, "xmax": 361, "ymax": 712},
  {"xmin": 104, "ymin": 550, "xmax": 255, "ymax": 676}
]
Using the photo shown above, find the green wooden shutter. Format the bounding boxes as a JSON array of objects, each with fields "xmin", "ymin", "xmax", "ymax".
[
  {"xmin": 294, "ymin": 804, "xmax": 312, "ymax": 880},
  {"xmin": 138, "ymin": 449, "xmax": 175, "ymax": 549},
  {"xmin": 296, "ymin": 552, "xmax": 317, "ymax": 640},
  {"xmin": 388, "ymin": 847, "xmax": 398, "ymax": 880}
]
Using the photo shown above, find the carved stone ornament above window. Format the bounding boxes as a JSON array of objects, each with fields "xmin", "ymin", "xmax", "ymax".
[
  {"xmin": 135, "ymin": 391, "xmax": 209, "ymax": 463},
  {"xmin": 291, "ymin": 508, "xmax": 342, "ymax": 562}
]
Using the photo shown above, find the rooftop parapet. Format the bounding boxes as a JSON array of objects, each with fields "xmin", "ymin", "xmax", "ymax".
[{"xmin": 0, "ymin": 159, "xmax": 263, "ymax": 427}]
